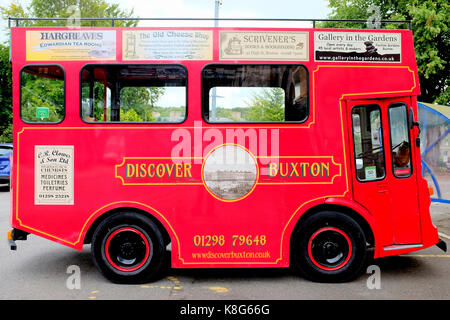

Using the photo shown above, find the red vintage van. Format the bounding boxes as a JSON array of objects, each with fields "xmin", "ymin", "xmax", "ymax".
[{"xmin": 7, "ymin": 18, "xmax": 446, "ymax": 283}]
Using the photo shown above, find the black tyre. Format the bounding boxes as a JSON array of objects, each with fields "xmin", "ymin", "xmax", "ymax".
[
  {"xmin": 290, "ymin": 211, "xmax": 368, "ymax": 283},
  {"xmin": 91, "ymin": 211, "xmax": 167, "ymax": 284}
]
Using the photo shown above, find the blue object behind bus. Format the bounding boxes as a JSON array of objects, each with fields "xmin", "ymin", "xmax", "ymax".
[{"xmin": 0, "ymin": 143, "xmax": 12, "ymax": 185}]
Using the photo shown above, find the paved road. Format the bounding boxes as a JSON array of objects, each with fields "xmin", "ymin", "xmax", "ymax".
[{"xmin": 0, "ymin": 186, "xmax": 449, "ymax": 300}]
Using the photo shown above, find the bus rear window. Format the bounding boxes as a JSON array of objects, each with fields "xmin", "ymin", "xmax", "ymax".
[
  {"xmin": 80, "ymin": 64, "xmax": 187, "ymax": 123},
  {"xmin": 20, "ymin": 65, "xmax": 65, "ymax": 123},
  {"xmin": 202, "ymin": 64, "xmax": 308, "ymax": 123}
]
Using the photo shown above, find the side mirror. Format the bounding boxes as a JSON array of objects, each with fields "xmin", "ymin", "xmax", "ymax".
[{"xmin": 410, "ymin": 106, "xmax": 421, "ymax": 147}]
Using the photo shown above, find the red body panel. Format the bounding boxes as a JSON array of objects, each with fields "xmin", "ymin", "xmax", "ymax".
[{"xmin": 9, "ymin": 26, "xmax": 439, "ymax": 268}]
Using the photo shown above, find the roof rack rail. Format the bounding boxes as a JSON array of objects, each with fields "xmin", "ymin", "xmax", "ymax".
[{"xmin": 8, "ymin": 17, "xmax": 412, "ymax": 30}]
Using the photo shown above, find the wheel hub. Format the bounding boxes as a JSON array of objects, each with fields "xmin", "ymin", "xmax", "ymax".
[
  {"xmin": 104, "ymin": 227, "xmax": 151, "ymax": 272},
  {"xmin": 323, "ymin": 241, "xmax": 338, "ymax": 257},
  {"xmin": 119, "ymin": 242, "xmax": 135, "ymax": 258},
  {"xmin": 307, "ymin": 227, "xmax": 353, "ymax": 271}
]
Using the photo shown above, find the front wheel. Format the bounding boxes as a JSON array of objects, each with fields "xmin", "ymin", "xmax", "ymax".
[
  {"xmin": 91, "ymin": 212, "xmax": 167, "ymax": 284},
  {"xmin": 290, "ymin": 211, "xmax": 368, "ymax": 283}
]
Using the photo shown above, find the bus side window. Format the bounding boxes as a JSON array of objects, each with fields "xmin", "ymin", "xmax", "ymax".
[
  {"xmin": 202, "ymin": 64, "xmax": 308, "ymax": 123},
  {"xmin": 20, "ymin": 65, "xmax": 65, "ymax": 123},
  {"xmin": 351, "ymin": 105, "xmax": 386, "ymax": 181},
  {"xmin": 80, "ymin": 64, "xmax": 187, "ymax": 123},
  {"xmin": 389, "ymin": 104, "xmax": 412, "ymax": 177}
]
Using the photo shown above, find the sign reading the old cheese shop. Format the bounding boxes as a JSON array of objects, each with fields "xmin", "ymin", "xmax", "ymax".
[{"xmin": 122, "ymin": 30, "xmax": 213, "ymax": 61}]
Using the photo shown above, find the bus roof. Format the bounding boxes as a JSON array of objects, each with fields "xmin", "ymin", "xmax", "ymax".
[{"xmin": 8, "ymin": 17, "xmax": 412, "ymax": 29}]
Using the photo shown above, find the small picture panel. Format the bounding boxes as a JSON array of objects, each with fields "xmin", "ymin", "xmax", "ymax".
[{"xmin": 35, "ymin": 145, "xmax": 74, "ymax": 205}]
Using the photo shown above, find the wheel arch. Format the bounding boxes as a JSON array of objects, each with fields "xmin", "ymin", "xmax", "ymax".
[
  {"xmin": 82, "ymin": 205, "xmax": 172, "ymax": 247},
  {"xmin": 289, "ymin": 202, "xmax": 376, "ymax": 251}
]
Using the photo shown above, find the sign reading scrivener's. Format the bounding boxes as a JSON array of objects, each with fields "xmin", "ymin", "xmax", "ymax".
[{"xmin": 219, "ymin": 31, "xmax": 309, "ymax": 61}]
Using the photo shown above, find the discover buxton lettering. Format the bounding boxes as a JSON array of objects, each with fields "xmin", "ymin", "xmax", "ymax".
[{"xmin": 115, "ymin": 157, "xmax": 340, "ymax": 186}]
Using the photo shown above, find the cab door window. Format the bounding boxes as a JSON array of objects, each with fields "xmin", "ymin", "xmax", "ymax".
[
  {"xmin": 351, "ymin": 105, "xmax": 386, "ymax": 181},
  {"xmin": 388, "ymin": 103, "xmax": 412, "ymax": 177}
]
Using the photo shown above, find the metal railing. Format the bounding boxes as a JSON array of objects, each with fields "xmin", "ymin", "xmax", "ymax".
[{"xmin": 8, "ymin": 17, "xmax": 412, "ymax": 29}]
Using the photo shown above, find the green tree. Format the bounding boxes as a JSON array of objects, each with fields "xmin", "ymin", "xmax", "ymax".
[
  {"xmin": 21, "ymin": 73, "xmax": 65, "ymax": 122},
  {"xmin": 1, "ymin": 0, "xmax": 137, "ymax": 27},
  {"xmin": 245, "ymin": 88, "xmax": 285, "ymax": 122},
  {"xmin": 120, "ymin": 87, "xmax": 162, "ymax": 122},
  {"xmin": 120, "ymin": 108, "xmax": 143, "ymax": 122},
  {"xmin": 120, "ymin": 86, "xmax": 164, "ymax": 121},
  {"xmin": 215, "ymin": 107, "xmax": 238, "ymax": 121},
  {"xmin": 320, "ymin": 0, "xmax": 449, "ymax": 105}
]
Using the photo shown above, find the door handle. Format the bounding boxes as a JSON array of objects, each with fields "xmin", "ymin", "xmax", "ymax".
[{"xmin": 377, "ymin": 182, "xmax": 388, "ymax": 193}]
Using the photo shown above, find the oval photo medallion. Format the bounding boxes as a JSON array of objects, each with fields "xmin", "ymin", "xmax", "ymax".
[{"xmin": 202, "ymin": 145, "xmax": 258, "ymax": 201}]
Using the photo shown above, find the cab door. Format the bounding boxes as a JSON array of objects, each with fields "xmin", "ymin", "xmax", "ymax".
[
  {"xmin": 347, "ymin": 100, "xmax": 394, "ymax": 246},
  {"xmin": 347, "ymin": 98, "xmax": 422, "ymax": 246},
  {"xmin": 385, "ymin": 97, "xmax": 421, "ymax": 244}
]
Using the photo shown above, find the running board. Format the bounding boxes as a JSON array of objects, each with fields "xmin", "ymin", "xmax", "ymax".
[{"xmin": 383, "ymin": 244, "xmax": 423, "ymax": 251}]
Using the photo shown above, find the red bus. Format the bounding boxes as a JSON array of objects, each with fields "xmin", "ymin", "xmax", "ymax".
[{"xmin": 7, "ymin": 18, "xmax": 446, "ymax": 283}]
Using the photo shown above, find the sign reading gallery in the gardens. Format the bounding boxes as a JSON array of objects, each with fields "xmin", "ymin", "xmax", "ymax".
[
  {"xmin": 35, "ymin": 145, "xmax": 74, "ymax": 205},
  {"xmin": 314, "ymin": 31, "xmax": 402, "ymax": 62}
]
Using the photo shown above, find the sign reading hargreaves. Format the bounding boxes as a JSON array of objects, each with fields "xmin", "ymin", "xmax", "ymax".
[
  {"xmin": 122, "ymin": 30, "xmax": 213, "ymax": 60},
  {"xmin": 26, "ymin": 30, "xmax": 116, "ymax": 61},
  {"xmin": 219, "ymin": 31, "xmax": 309, "ymax": 61},
  {"xmin": 35, "ymin": 146, "xmax": 74, "ymax": 205},
  {"xmin": 314, "ymin": 31, "xmax": 401, "ymax": 62}
]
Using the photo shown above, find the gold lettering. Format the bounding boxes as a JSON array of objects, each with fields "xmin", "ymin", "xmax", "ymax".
[
  {"xmin": 139, "ymin": 164, "xmax": 147, "ymax": 178},
  {"xmin": 310, "ymin": 162, "xmax": 320, "ymax": 177},
  {"xmin": 321, "ymin": 162, "xmax": 330, "ymax": 177},
  {"xmin": 279, "ymin": 163, "xmax": 289, "ymax": 177},
  {"xmin": 147, "ymin": 164, "xmax": 155, "ymax": 177},
  {"xmin": 175, "ymin": 163, "xmax": 183, "ymax": 178},
  {"xmin": 126, "ymin": 164, "xmax": 135, "ymax": 178},
  {"xmin": 165, "ymin": 163, "xmax": 174, "ymax": 177},
  {"xmin": 289, "ymin": 163, "xmax": 299, "ymax": 177},
  {"xmin": 184, "ymin": 164, "xmax": 192, "ymax": 178},
  {"xmin": 269, "ymin": 162, "xmax": 278, "ymax": 177},
  {"xmin": 155, "ymin": 164, "xmax": 166, "ymax": 178}
]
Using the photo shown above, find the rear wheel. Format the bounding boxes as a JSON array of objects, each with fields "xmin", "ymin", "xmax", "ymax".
[
  {"xmin": 91, "ymin": 212, "xmax": 167, "ymax": 284},
  {"xmin": 291, "ymin": 211, "xmax": 368, "ymax": 282}
]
